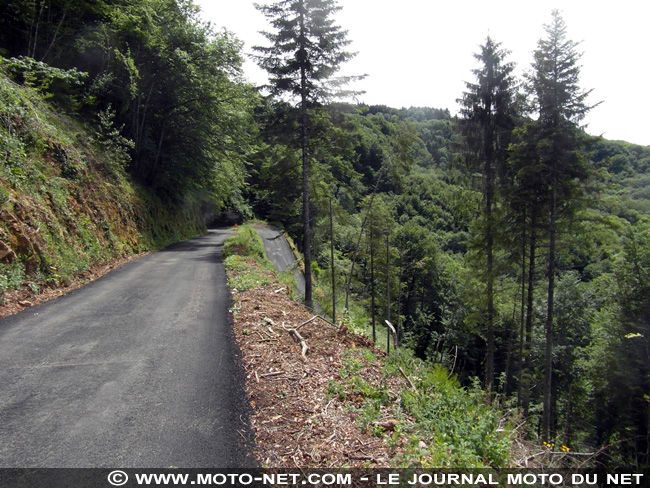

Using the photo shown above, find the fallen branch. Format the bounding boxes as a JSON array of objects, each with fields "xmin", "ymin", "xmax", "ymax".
[
  {"xmin": 323, "ymin": 398, "xmax": 335, "ymax": 415},
  {"xmin": 260, "ymin": 371, "xmax": 284, "ymax": 378},
  {"xmin": 296, "ymin": 315, "xmax": 318, "ymax": 330},
  {"xmin": 290, "ymin": 328, "xmax": 309, "ymax": 361},
  {"xmin": 515, "ymin": 450, "xmax": 546, "ymax": 468},
  {"xmin": 549, "ymin": 452, "xmax": 595, "ymax": 456},
  {"xmin": 577, "ymin": 437, "xmax": 632, "ymax": 469},
  {"xmin": 397, "ymin": 366, "xmax": 415, "ymax": 389},
  {"xmin": 316, "ymin": 314, "xmax": 341, "ymax": 329},
  {"xmin": 347, "ymin": 454, "xmax": 378, "ymax": 463}
]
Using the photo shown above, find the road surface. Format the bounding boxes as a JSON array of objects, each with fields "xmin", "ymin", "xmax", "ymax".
[
  {"xmin": 0, "ymin": 229, "xmax": 255, "ymax": 467},
  {"xmin": 252, "ymin": 225, "xmax": 306, "ymax": 297}
]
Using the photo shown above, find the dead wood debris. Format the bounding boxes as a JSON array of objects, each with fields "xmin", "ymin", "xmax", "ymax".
[{"xmin": 228, "ymin": 263, "xmax": 404, "ymax": 468}]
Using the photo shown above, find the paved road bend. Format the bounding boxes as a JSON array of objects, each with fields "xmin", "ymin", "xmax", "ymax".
[
  {"xmin": 252, "ymin": 225, "xmax": 306, "ymax": 297},
  {"xmin": 0, "ymin": 229, "xmax": 255, "ymax": 467}
]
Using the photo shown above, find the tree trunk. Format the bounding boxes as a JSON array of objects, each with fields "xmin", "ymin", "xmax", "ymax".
[
  {"xmin": 386, "ymin": 233, "xmax": 391, "ymax": 339},
  {"xmin": 370, "ymin": 225, "xmax": 376, "ymax": 342},
  {"xmin": 517, "ymin": 208, "xmax": 527, "ymax": 408},
  {"xmin": 485, "ymin": 150, "xmax": 495, "ymax": 392},
  {"xmin": 298, "ymin": 2, "xmax": 312, "ymax": 309},
  {"xmin": 543, "ymin": 184, "xmax": 557, "ymax": 441},
  {"xmin": 330, "ymin": 197, "xmax": 335, "ymax": 321},
  {"xmin": 29, "ymin": 0, "xmax": 46, "ymax": 59},
  {"xmin": 344, "ymin": 165, "xmax": 387, "ymax": 309},
  {"xmin": 522, "ymin": 211, "xmax": 537, "ymax": 415},
  {"xmin": 41, "ymin": 7, "xmax": 67, "ymax": 62}
]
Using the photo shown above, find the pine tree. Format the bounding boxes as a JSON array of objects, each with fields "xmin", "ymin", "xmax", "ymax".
[
  {"xmin": 458, "ymin": 36, "xmax": 518, "ymax": 391},
  {"xmin": 527, "ymin": 10, "xmax": 596, "ymax": 440},
  {"xmin": 254, "ymin": 0, "xmax": 363, "ymax": 309}
]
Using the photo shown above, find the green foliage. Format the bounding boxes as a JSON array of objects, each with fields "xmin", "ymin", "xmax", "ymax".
[
  {"xmin": 0, "ymin": 0, "xmax": 257, "ymax": 209},
  {"xmin": 387, "ymin": 350, "xmax": 511, "ymax": 468},
  {"xmin": 3, "ymin": 56, "xmax": 87, "ymax": 110},
  {"xmin": 331, "ymin": 348, "xmax": 512, "ymax": 467},
  {"xmin": 458, "ymin": 35, "xmax": 519, "ymax": 388},
  {"xmin": 580, "ymin": 218, "xmax": 650, "ymax": 466},
  {"xmin": 224, "ymin": 255, "xmax": 272, "ymax": 292},
  {"xmin": 253, "ymin": 0, "xmax": 363, "ymax": 104},
  {"xmin": 254, "ymin": 0, "xmax": 364, "ymax": 308},
  {"xmin": 0, "ymin": 261, "xmax": 25, "ymax": 294},
  {"xmin": 96, "ymin": 104, "xmax": 134, "ymax": 173},
  {"xmin": 223, "ymin": 225, "xmax": 273, "ymax": 267},
  {"xmin": 223, "ymin": 226, "xmax": 276, "ymax": 292},
  {"xmin": 3, "ymin": 0, "xmax": 649, "ymax": 467}
]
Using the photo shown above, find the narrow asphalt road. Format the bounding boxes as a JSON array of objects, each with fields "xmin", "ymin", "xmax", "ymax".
[
  {"xmin": 0, "ymin": 229, "xmax": 255, "ymax": 468},
  {"xmin": 252, "ymin": 225, "xmax": 306, "ymax": 297}
]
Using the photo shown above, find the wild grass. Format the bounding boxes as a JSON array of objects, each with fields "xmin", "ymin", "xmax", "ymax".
[{"xmin": 329, "ymin": 347, "xmax": 513, "ymax": 468}]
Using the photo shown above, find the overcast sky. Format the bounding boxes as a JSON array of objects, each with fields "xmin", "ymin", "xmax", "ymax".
[{"xmin": 195, "ymin": 0, "xmax": 649, "ymax": 146}]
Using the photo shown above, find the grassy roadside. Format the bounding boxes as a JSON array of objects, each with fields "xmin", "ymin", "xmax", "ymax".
[{"xmin": 224, "ymin": 225, "xmax": 518, "ymax": 468}]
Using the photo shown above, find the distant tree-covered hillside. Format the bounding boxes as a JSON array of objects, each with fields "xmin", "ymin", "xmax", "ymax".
[{"xmin": 248, "ymin": 9, "xmax": 650, "ymax": 466}]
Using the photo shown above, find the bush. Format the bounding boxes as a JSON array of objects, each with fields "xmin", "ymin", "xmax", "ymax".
[
  {"xmin": 223, "ymin": 225, "xmax": 273, "ymax": 268},
  {"xmin": 3, "ymin": 56, "xmax": 87, "ymax": 110},
  {"xmin": 385, "ymin": 349, "xmax": 511, "ymax": 467}
]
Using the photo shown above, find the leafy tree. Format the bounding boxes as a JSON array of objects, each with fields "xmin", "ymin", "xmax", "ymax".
[
  {"xmin": 77, "ymin": 0, "xmax": 256, "ymax": 205},
  {"xmin": 609, "ymin": 219, "xmax": 650, "ymax": 465},
  {"xmin": 1, "ymin": 0, "xmax": 256, "ymax": 209},
  {"xmin": 0, "ymin": 0, "xmax": 109, "ymax": 64},
  {"xmin": 254, "ymin": 0, "xmax": 363, "ymax": 308}
]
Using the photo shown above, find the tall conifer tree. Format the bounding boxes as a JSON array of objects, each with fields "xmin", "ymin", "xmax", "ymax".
[
  {"xmin": 459, "ymin": 36, "xmax": 518, "ymax": 391},
  {"xmin": 527, "ymin": 10, "xmax": 596, "ymax": 440},
  {"xmin": 254, "ymin": 0, "xmax": 362, "ymax": 309}
]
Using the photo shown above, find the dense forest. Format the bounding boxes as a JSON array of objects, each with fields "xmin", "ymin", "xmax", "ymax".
[{"xmin": 2, "ymin": 0, "xmax": 650, "ymax": 468}]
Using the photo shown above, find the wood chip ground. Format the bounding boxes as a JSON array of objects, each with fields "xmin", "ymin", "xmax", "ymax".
[{"xmin": 228, "ymin": 259, "xmax": 412, "ymax": 468}]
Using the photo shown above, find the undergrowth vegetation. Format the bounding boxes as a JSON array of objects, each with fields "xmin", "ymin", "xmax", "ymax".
[
  {"xmin": 329, "ymin": 347, "xmax": 512, "ymax": 467},
  {"xmin": 223, "ymin": 225, "xmax": 275, "ymax": 292}
]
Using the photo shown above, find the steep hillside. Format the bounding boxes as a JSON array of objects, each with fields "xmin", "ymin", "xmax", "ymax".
[{"xmin": 0, "ymin": 64, "xmax": 205, "ymax": 314}]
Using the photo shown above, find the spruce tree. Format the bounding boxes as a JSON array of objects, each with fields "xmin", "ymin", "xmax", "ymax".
[
  {"xmin": 254, "ymin": 0, "xmax": 362, "ymax": 309},
  {"xmin": 527, "ymin": 10, "xmax": 596, "ymax": 440},
  {"xmin": 458, "ymin": 36, "xmax": 518, "ymax": 391}
]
